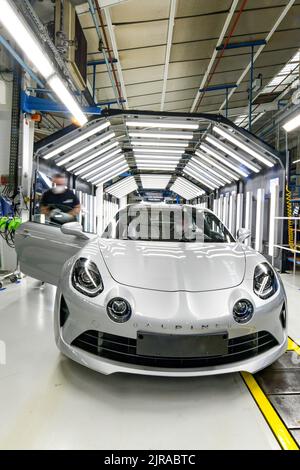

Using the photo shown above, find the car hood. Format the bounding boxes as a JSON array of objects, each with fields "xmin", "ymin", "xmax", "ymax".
[{"xmin": 98, "ymin": 239, "xmax": 246, "ymax": 292}]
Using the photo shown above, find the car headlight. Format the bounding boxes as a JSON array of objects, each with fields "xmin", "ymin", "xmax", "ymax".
[
  {"xmin": 253, "ymin": 262, "xmax": 278, "ymax": 299},
  {"xmin": 71, "ymin": 258, "xmax": 103, "ymax": 297}
]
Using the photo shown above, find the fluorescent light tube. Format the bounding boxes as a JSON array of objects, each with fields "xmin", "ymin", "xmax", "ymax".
[
  {"xmin": 187, "ymin": 161, "xmax": 225, "ymax": 186},
  {"xmin": 83, "ymin": 155, "xmax": 125, "ymax": 179},
  {"xmin": 206, "ymin": 135, "xmax": 260, "ymax": 173},
  {"xmin": 67, "ymin": 141, "xmax": 118, "ymax": 171},
  {"xmin": 283, "ymin": 113, "xmax": 300, "ymax": 132},
  {"xmin": 135, "ymin": 160, "xmax": 180, "ymax": 165},
  {"xmin": 200, "ymin": 143, "xmax": 249, "ymax": 178},
  {"xmin": 195, "ymin": 150, "xmax": 238, "ymax": 181},
  {"xmin": 126, "ymin": 120, "xmax": 198, "ymax": 130},
  {"xmin": 133, "ymin": 148, "xmax": 184, "ymax": 154},
  {"xmin": 44, "ymin": 122, "xmax": 110, "ymax": 160},
  {"xmin": 134, "ymin": 153, "xmax": 181, "ymax": 162},
  {"xmin": 131, "ymin": 140, "xmax": 188, "ymax": 147},
  {"xmin": 94, "ymin": 164, "xmax": 129, "ymax": 186},
  {"xmin": 88, "ymin": 161, "xmax": 128, "ymax": 183},
  {"xmin": 0, "ymin": 0, "xmax": 55, "ymax": 79},
  {"xmin": 129, "ymin": 131, "xmax": 193, "ymax": 139},
  {"xmin": 57, "ymin": 132, "xmax": 115, "ymax": 166},
  {"xmin": 137, "ymin": 166, "xmax": 177, "ymax": 170},
  {"xmin": 184, "ymin": 168, "xmax": 217, "ymax": 190},
  {"xmin": 213, "ymin": 126, "xmax": 274, "ymax": 168},
  {"xmin": 190, "ymin": 157, "xmax": 231, "ymax": 184},
  {"xmin": 49, "ymin": 76, "xmax": 87, "ymax": 127},
  {"xmin": 186, "ymin": 162, "xmax": 224, "ymax": 186},
  {"xmin": 75, "ymin": 148, "xmax": 122, "ymax": 176},
  {"xmin": 173, "ymin": 181, "xmax": 201, "ymax": 195},
  {"xmin": 0, "ymin": 2, "xmax": 88, "ymax": 127}
]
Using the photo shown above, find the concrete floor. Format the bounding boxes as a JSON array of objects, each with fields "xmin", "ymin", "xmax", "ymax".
[{"xmin": 0, "ymin": 272, "xmax": 299, "ymax": 450}]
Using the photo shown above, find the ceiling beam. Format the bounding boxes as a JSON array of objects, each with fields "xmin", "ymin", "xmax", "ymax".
[
  {"xmin": 190, "ymin": 0, "xmax": 239, "ymax": 113},
  {"xmin": 219, "ymin": 0, "xmax": 296, "ymax": 111},
  {"xmin": 103, "ymin": 4, "xmax": 129, "ymax": 108},
  {"xmin": 160, "ymin": 0, "xmax": 177, "ymax": 112}
]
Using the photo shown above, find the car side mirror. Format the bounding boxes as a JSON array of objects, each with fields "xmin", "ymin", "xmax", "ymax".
[
  {"xmin": 61, "ymin": 222, "xmax": 89, "ymax": 240},
  {"xmin": 237, "ymin": 228, "xmax": 251, "ymax": 243}
]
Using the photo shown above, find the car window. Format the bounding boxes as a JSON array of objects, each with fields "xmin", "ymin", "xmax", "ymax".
[{"xmin": 103, "ymin": 206, "xmax": 234, "ymax": 243}]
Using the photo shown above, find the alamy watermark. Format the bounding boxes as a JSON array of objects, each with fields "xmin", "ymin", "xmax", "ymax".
[{"xmin": 102, "ymin": 206, "xmax": 222, "ymax": 242}]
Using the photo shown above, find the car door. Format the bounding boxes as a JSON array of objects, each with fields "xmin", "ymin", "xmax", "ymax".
[{"xmin": 15, "ymin": 221, "xmax": 92, "ymax": 285}]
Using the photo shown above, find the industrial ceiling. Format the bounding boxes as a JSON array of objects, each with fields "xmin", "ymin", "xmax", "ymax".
[
  {"xmin": 76, "ymin": 0, "xmax": 300, "ymax": 121},
  {"xmin": 4, "ymin": 0, "xmax": 299, "ymax": 199}
]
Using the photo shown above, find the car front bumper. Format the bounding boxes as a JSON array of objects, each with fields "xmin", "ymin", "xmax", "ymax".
[
  {"xmin": 54, "ymin": 275, "xmax": 288, "ymax": 376},
  {"xmin": 56, "ymin": 330, "xmax": 287, "ymax": 377}
]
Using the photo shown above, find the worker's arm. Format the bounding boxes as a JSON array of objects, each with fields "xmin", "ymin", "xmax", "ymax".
[
  {"xmin": 69, "ymin": 204, "xmax": 81, "ymax": 217},
  {"xmin": 40, "ymin": 204, "xmax": 50, "ymax": 215},
  {"xmin": 39, "ymin": 191, "xmax": 50, "ymax": 215}
]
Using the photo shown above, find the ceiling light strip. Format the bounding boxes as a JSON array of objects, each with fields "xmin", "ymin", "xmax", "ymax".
[
  {"xmin": 84, "ymin": 155, "xmax": 126, "ymax": 179},
  {"xmin": 133, "ymin": 148, "xmax": 184, "ymax": 154},
  {"xmin": 126, "ymin": 119, "xmax": 198, "ymax": 130},
  {"xmin": 206, "ymin": 135, "xmax": 260, "ymax": 173},
  {"xmin": 213, "ymin": 126, "xmax": 274, "ymax": 167},
  {"xmin": 184, "ymin": 168, "xmax": 217, "ymax": 190},
  {"xmin": 131, "ymin": 140, "xmax": 189, "ymax": 147},
  {"xmin": 57, "ymin": 132, "xmax": 115, "ymax": 166},
  {"xmin": 75, "ymin": 148, "xmax": 122, "ymax": 176},
  {"xmin": 200, "ymin": 143, "xmax": 249, "ymax": 178},
  {"xmin": 186, "ymin": 161, "xmax": 225, "ymax": 186},
  {"xmin": 129, "ymin": 131, "xmax": 193, "ymax": 140},
  {"xmin": 91, "ymin": 163, "xmax": 129, "ymax": 186},
  {"xmin": 67, "ymin": 140, "xmax": 118, "ymax": 172},
  {"xmin": 190, "ymin": 157, "xmax": 231, "ymax": 184},
  {"xmin": 44, "ymin": 121, "xmax": 110, "ymax": 160},
  {"xmin": 195, "ymin": 150, "xmax": 239, "ymax": 181}
]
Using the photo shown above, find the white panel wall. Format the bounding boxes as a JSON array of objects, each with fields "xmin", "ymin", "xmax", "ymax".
[
  {"xmin": 255, "ymin": 188, "xmax": 265, "ymax": 252},
  {"xmin": 245, "ymin": 191, "xmax": 253, "ymax": 246}
]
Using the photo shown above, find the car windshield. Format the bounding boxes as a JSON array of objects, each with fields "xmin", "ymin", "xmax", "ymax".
[{"xmin": 103, "ymin": 206, "xmax": 234, "ymax": 243}]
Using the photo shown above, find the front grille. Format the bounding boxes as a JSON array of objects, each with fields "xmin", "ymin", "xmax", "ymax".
[{"xmin": 71, "ymin": 330, "xmax": 278, "ymax": 369}]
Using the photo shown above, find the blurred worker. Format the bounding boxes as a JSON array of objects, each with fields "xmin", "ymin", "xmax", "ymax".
[{"xmin": 40, "ymin": 173, "xmax": 81, "ymax": 222}]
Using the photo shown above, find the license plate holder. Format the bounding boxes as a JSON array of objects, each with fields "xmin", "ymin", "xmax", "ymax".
[{"xmin": 136, "ymin": 331, "xmax": 228, "ymax": 358}]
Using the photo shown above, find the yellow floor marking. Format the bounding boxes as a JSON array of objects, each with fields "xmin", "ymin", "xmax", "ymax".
[
  {"xmin": 241, "ymin": 372, "xmax": 299, "ymax": 450},
  {"xmin": 287, "ymin": 337, "xmax": 300, "ymax": 355}
]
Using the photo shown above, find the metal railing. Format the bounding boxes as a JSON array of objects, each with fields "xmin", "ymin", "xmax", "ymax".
[{"xmin": 273, "ymin": 216, "xmax": 300, "ymax": 275}]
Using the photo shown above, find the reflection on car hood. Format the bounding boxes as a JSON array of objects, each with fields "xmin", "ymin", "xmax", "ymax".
[{"xmin": 98, "ymin": 239, "xmax": 245, "ymax": 292}]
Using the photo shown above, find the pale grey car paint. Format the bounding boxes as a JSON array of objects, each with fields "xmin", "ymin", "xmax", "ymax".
[
  {"xmin": 15, "ymin": 221, "xmax": 91, "ymax": 285},
  {"xmin": 15, "ymin": 208, "xmax": 287, "ymax": 376}
]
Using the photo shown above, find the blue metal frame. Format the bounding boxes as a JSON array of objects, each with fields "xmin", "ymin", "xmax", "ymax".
[
  {"xmin": 215, "ymin": 39, "xmax": 267, "ymax": 131},
  {"xmin": 199, "ymin": 84, "xmax": 238, "ymax": 118},
  {"xmin": 216, "ymin": 39, "xmax": 266, "ymax": 50},
  {"xmin": 21, "ymin": 92, "xmax": 103, "ymax": 116},
  {"xmin": 87, "ymin": 59, "xmax": 118, "ymax": 66}
]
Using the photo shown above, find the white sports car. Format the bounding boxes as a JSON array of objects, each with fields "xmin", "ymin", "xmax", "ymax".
[{"xmin": 15, "ymin": 204, "xmax": 287, "ymax": 377}]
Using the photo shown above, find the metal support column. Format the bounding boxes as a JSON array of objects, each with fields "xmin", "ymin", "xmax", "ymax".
[
  {"xmin": 22, "ymin": 116, "xmax": 34, "ymax": 200},
  {"xmin": 9, "ymin": 63, "xmax": 22, "ymax": 196},
  {"xmin": 249, "ymin": 45, "xmax": 254, "ymax": 132}
]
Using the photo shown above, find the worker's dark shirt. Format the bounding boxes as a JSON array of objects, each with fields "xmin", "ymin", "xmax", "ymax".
[{"xmin": 40, "ymin": 189, "xmax": 80, "ymax": 212}]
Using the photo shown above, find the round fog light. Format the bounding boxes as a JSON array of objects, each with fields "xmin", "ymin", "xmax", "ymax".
[
  {"xmin": 107, "ymin": 298, "xmax": 132, "ymax": 323},
  {"xmin": 233, "ymin": 299, "xmax": 254, "ymax": 324}
]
